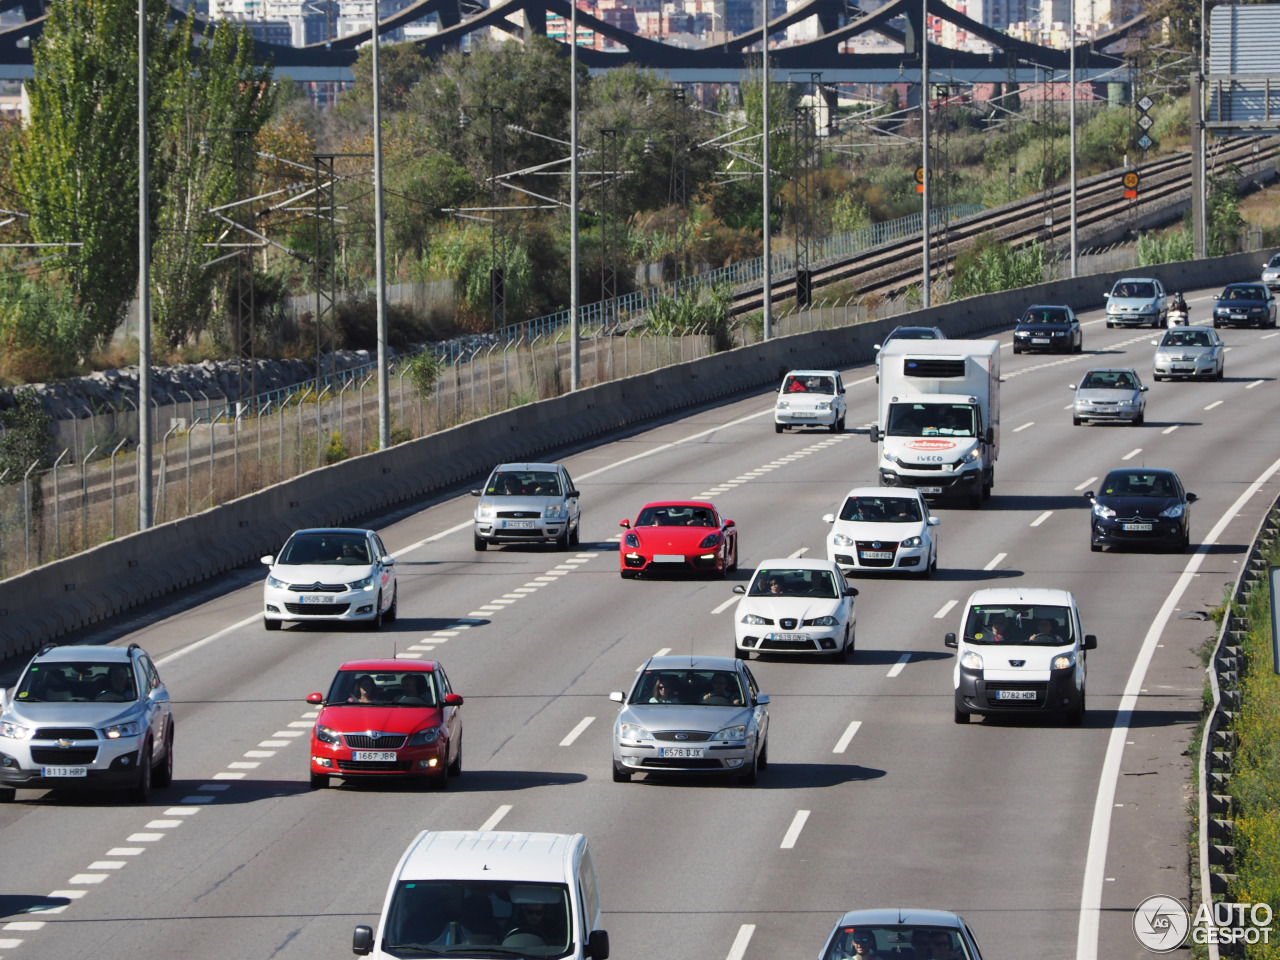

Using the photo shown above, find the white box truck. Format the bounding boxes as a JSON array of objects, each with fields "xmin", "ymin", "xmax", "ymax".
[{"xmin": 869, "ymin": 339, "xmax": 1000, "ymax": 507}]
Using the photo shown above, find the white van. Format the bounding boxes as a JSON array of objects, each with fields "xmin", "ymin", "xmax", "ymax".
[
  {"xmin": 354, "ymin": 831, "xmax": 609, "ymax": 960},
  {"xmin": 945, "ymin": 588, "xmax": 1095, "ymax": 725}
]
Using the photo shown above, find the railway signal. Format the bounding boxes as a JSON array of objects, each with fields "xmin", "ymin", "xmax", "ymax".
[{"xmin": 1123, "ymin": 170, "xmax": 1140, "ymax": 199}]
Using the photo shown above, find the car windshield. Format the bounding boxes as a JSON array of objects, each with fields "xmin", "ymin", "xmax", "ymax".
[
  {"xmin": 1223, "ymin": 286, "xmax": 1265, "ymax": 300},
  {"xmin": 1114, "ymin": 282, "xmax": 1155, "ymax": 298},
  {"xmin": 963, "ymin": 605, "xmax": 1074, "ymax": 646},
  {"xmin": 1078, "ymin": 371, "xmax": 1137, "ymax": 390},
  {"xmin": 487, "ymin": 471, "xmax": 562, "ymax": 497},
  {"xmin": 382, "ymin": 880, "xmax": 572, "ymax": 959},
  {"xmin": 1161, "ymin": 331, "xmax": 1212, "ymax": 347},
  {"xmin": 885, "ymin": 403, "xmax": 975, "ymax": 438},
  {"xmin": 782, "ymin": 374, "xmax": 835, "ymax": 394},
  {"xmin": 1269, "ymin": 255, "xmax": 1280, "ymax": 267},
  {"xmin": 15, "ymin": 662, "xmax": 136, "ymax": 703},
  {"xmin": 326, "ymin": 670, "xmax": 439, "ymax": 707},
  {"xmin": 838, "ymin": 496, "xmax": 922, "ymax": 523},
  {"xmin": 890, "ymin": 328, "xmax": 940, "ymax": 340},
  {"xmin": 635, "ymin": 505, "xmax": 716, "ymax": 527},
  {"xmin": 279, "ymin": 534, "xmax": 370, "ymax": 565},
  {"xmin": 823, "ymin": 925, "xmax": 974, "ymax": 960},
  {"xmin": 749, "ymin": 567, "xmax": 839, "ymax": 598},
  {"xmin": 1100, "ymin": 471, "xmax": 1179, "ymax": 498},
  {"xmin": 631, "ymin": 669, "xmax": 746, "ymax": 706},
  {"xmin": 1022, "ymin": 308, "xmax": 1069, "ymax": 324}
]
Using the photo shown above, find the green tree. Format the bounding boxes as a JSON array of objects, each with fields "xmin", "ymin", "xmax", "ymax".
[{"xmin": 0, "ymin": 391, "xmax": 53, "ymax": 483}]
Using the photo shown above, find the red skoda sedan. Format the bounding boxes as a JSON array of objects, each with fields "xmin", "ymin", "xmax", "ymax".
[
  {"xmin": 306, "ymin": 659, "xmax": 463, "ymax": 790},
  {"xmin": 619, "ymin": 501, "xmax": 739, "ymax": 578}
]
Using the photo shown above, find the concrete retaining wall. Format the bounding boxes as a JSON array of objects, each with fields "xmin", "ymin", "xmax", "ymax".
[{"xmin": 1, "ymin": 249, "xmax": 1271, "ymax": 660}]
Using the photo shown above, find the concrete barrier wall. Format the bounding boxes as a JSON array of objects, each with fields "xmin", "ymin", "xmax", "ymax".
[{"xmin": 1, "ymin": 249, "xmax": 1271, "ymax": 659}]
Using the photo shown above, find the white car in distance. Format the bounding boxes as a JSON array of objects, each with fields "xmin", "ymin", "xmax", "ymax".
[
  {"xmin": 732, "ymin": 558, "xmax": 857, "ymax": 661},
  {"xmin": 774, "ymin": 370, "xmax": 847, "ymax": 433},
  {"xmin": 824, "ymin": 487, "xmax": 939, "ymax": 576}
]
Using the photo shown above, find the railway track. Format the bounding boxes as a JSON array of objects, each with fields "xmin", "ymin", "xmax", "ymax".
[{"xmin": 729, "ymin": 137, "xmax": 1279, "ymax": 314}]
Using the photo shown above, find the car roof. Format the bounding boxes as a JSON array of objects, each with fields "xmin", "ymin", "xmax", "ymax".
[
  {"xmin": 1023, "ymin": 303, "xmax": 1071, "ymax": 310},
  {"xmin": 637, "ymin": 500, "xmax": 715, "ymax": 510},
  {"xmin": 492, "ymin": 463, "xmax": 563, "ymax": 472},
  {"xmin": 1080, "ymin": 367, "xmax": 1139, "ymax": 375},
  {"xmin": 1223, "ymin": 281, "xmax": 1263, "ymax": 288},
  {"xmin": 751, "ymin": 557, "xmax": 842, "ymax": 572},
  {"xmin": 289, "ymin": 527, "xmax": 373, "ymax": 537},
  {"xmin": 336, "ymin": 659, "xmax": 437, "ymax": 672},
  {"xmin": 1105, "ymin": 466, "xmax": 1179, "ymax": 477},
  {"xmin": 886, "ymin": 326, "xmax": 943, "ymax": 336},
  {"xmin": 832, "ymin": 908, "xmax": 967, "ymax": 928},
  {"xmin": 1164, "ymin": 325, "xmax": 1215, "ymax": 333},
  {"xmin": 645, "ymin": 654, "xmax": 742, "ymax": 672},
  {"xmin": 1116, "ymin": 276, "xmax": 1158, "ymax": 283},
  {"xmin": 840, "ymin": 486, "xmax": 924, "ymax": 500},
  {"xmin": 32, "ymin": 644, "xmax": 135, "ymax": 664},
  {"xmin": 965, "ymin": 587, "xmax": 1075, "ymax": 606},
  {"xmin": 398, "ymin": 832, "xmax": 583, "ymax": 883},
  {"xmin": 782, "ymin": 369, "xmax": 840, "ymax": 377}
]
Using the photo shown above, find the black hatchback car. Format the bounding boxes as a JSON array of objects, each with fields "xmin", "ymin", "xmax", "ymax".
[
  {"xmin": 1087, "ymin": 468, "xmax": 1197, "ymax": 553},
  {"xmin": 1013, "ymin": 304, "xmax": 1082, "ymax": 354},
  {"xmin": 1212, "ymin": 283, "xmax": 1277, "ymax": 329}
]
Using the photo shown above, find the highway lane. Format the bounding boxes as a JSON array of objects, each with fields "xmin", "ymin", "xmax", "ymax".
[{"xmin": 2, "ymin": 284, "xmax": 1279, "ymax": 960}]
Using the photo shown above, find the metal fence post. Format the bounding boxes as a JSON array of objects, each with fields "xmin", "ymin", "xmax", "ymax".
[
  {"xmin": 23, "ymin": 459, "xmax": 38, "ymax": 570},
  {"xmin": 109, "ymin": 437, "xmax": 128, "ymax": 542},
  {"xmin": 81, "ymin": 445, "xmax": 98, "ymax": 552},
  {"xmin": 51, "ymin": 449, "xmax": 68, "ymax": 560}
]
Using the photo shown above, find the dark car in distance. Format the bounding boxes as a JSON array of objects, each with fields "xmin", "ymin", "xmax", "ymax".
[
  {"xmin": 1212, "ymin": 283, "xmax": 1277, "ymax": 329},
  {"xmin": 1087, "ymin": 468, "xmax": 1197, "ymax": 553},
  {"xmin": 1013, "ymin": 304, "xmax": 1083, "ymax": 354}
]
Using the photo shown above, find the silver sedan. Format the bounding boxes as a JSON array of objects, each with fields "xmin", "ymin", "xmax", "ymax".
[
  {"xmin": 1070, "ymin": 368, "xmax": 1148, "ymax": 426},
  {"xmin": 1151, "ymin": 325, "xmax": 1224, "ymax": 381}
]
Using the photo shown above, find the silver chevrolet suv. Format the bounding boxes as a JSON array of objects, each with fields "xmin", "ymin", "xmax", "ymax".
[
  {"xmin": 472, "ymin": 462, "xmax": 581, "ymax": 551},
  {"xmin": 0, "ymin": 643, "xmax": 174, "ymax": 803}
]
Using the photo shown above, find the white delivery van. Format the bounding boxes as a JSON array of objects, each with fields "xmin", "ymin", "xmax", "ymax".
[
  {"xmin": 870, "ymin": 339, "xmax": 999, "ymax": 507},
  {"xmin": 945, "ymin": 588, "xmax": 1096, "ymax": 725},
  {"xmin": 354, "ymin": 831, "xmax": 609, "ymax": 960}
]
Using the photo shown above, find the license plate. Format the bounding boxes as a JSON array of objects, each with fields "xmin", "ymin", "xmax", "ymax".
[
  {"xmin": 300, "ymin": 594, "xmax": 335, "ymax": 604},
  {"xmin": 42, "ymin": 766, "xmax": 87, "ymax": 777},
  {"xmin": 860, "ymin": 551, "xmax": 893, "ymax": 560},
  {"xmin": 352, "ymin": 751, "xmax": 398, "ymax": 762},
  {"xmin": 1230, "ymin": 313, "xmax": 1247, "ymax": 320},
  {"xmin": 653, "ymin": 554, "xmax": 685, "ymax": 563},
  {"xmin": 792, "ymin": 412, "xmax": 816, "ymax": 418},
  {"xmin": 1122, "ymin": 522, "xmax": 1153, "ymax": 531},
  {"xmin": 1174, "ymin": 366, "xmax": 1195, "ymax": 372},
  {"xmin": 1032, "ymin": 337, "xmax": 1050, "ymax": 344},
  {"xmin": 918, "ymin": 486, "xmax": 943, "ymax": 495},
  {"xmin": 503, "ymin": 520, "xmax": 535, "ymax": 529},
  {"xmin": 770, "ymin": 632, "xmax": 810, "ymax": 642},
  {"xmin": 996, "ymin": 690, "xmax": 1037, "ymax": 701},
  {"xmin": 658, "ymin": 747, "xmax": 704, "ymax": 758}
]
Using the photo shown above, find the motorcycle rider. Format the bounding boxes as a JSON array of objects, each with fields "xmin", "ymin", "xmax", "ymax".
[{"xmin": 1170, "ymin": 291, "xmax": 1188, "ymax": 323}]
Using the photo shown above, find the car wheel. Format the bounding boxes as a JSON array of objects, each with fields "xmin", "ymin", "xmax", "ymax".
[
  {"xmin": 153, "ymin": 724, "xmax": 174, "ymax": 789},
  {"xmin": 828, "ymin": 418, "xmax": 839, "ymax": 434},
  {"xmin": 734, "ymin": 646, "xmax": 748, "ymax": 660},
  {"xmin": 1153, "ymin": 374, "xmax": 1164, "ymax": 382},
  {"xmin": 448, "ymin": 735, "xmax": 462, "ymax": 776},
  {"xmin": 1134, "ymin": 412, "xmax": 1144, "ymax": 426},
  {"xmin": 129, "ymin": 740, "xmax": 153, "ymax": 803},
  {"xmin": 264, "ymin": 617, "xmax": 281, "ymax": 631},
  {"xmin": 620, "ymin": 569, "xmax": 637, "ymax": 580},
  {"xmin": 1075, "ymin": 339, "xmax": 1083, "ymax": 353},
  {"xmin": 384, "ymin": 587, "xmax": 398, "ymax": 624},
  {"xmin": 612, "ymin": 764, "xmax": 632, "ymax": 782},
  {"xmin": 570, "ymin": 522, "xmax": 581, "ymax": 547},
  {"xmin": 309, "ymin": 772, "xmax": 329, "ymax": 790},
  {"xmin": 429, "ymin": 762, "xmax": 450, "ymax": 791},
  {"xmin": 739, "ymin": 750, "xmax": 758, "ymax": 786},
  {"xmin": 1072, "ymin": 415, "xmax": 1082, "ymax": 426},
  {"xmin": 728, "ymin": 541, "xmax": 738, "ymax": 573},
  {"xmin": 982, "ymin": 472, "xmax": 992, "ymax": 501},
  {"xmin": 473, "ymin": 533, "xmax": 488, "ymax": 552},
  {"xmin": 1091, "ymin": 540, "xmax": 1102, "ymax": 553},
  {"xmin": 1013, "ymin": 345, "xmax": 1022, "ymax": 354},
  {"xmin": 1217, "ymin": 364, "xmax": 1224, "ymax": 380},
  {"xmin": 556, "ymin": 529, "xmax": 571, "ymax": 551},
  {"xmin": 774, "ymin": 423, "xmax": 784, "ymax": 434},
  {"xmin": 367, "ymin": 595, "xmax": 384, "ymax": 632},
  {"xmin": 757, "ymin": 738, "xmax": 769, "ymax": 770},
  {"xmin": 954, "ymin": 705, "xmax": 970, "ymax": 724},
  {"xmin": 0, "ymin": 787, "xmax": 14, "ymax": 803},
  {"xmin": 969, "ymin": 491, "xmax": 982, "ymax": 509},
  {"xmin": 1066, "ymin": 692, "xmax": 1085, "ymax": 727},
  {"xmin": 1106, "ymin": 320, "xmax": 1115, "ymax": 329}
]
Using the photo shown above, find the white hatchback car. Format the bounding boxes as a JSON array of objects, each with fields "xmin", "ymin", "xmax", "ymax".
[
  {"xmin": 774, "ymin": 370, "xmax": 847, "ymax": 433},
  {"xmin": 823, "ymin": 487, "xmax": 939, "ymax": 576},
  {"xmin": 731, "ymin": 558, "xmax": 857, "ymax": 661},
  {"xmin": 261, "ymin": 527, "xmax": 397, "ymax": 631}
]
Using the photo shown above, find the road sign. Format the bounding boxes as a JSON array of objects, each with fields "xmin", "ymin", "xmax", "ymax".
[
  {"xmin": 1138, "ymin": 114, "xmax": 1154, "ymax": 130},
  {"xmin": 1138, "ymin": 94, "xmax": 1154, "ymax": 112},
  {"xmin": 1123, "ymin": 170, "xmax": 1139, "ymax": 199},
  {"xmin": 916, "ymin": 166, "xmax": 925, "ymax": 194},
  {"xmin": 1137, "ymin": 134, "xmax": 1154, "ymax": 151}
]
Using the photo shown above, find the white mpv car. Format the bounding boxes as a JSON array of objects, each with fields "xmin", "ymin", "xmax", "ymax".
[
  {"xmin": 774, "ymin": 370, "xmax": 847, "ymax": 433},
  {"xmin": 824, "ymin": 486, "xmax": 939, "ymax": 576},
  {"xmin": 732, "ymin": 558, "xmax": 857, "ymax": 661}
]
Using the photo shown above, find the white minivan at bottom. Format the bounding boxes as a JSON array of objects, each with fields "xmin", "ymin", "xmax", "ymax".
[
  {"xmin": 945, "ymin": 588, "xmax": 1095, "ymax": 726},
  {"xmin": 354, "ymin": 832, "xmax": 610, "ymax": 960}
]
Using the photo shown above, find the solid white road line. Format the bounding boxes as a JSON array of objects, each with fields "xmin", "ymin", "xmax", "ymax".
[
  {"xmin": 833, "ymin": 721, "xmax": 862, "ymax": 754},
  {"xmin": 711, "ymin": 596, "xmax": 739, "ymax": 615},
  {"xmin": 983, "ymin": 553, "xmax": 1006, "ymax": 571},
  {"xmin": 725, "ymin": 925, "xmax": 757, "ymax": 960},
  {"xmin": 886, "ymin": 654, "xmax": 911, "ymax": 678},
  {"xmin": 1204, "ymin": 399, "xmax": 1223, "ymax": 410},
  {"xmin": 1121, "ymin": 448, "xmax": 1142, "ymax": 461},
  {"xmin": 1030, "ymin": 511, "xmax": 1052, "ymax": 527},
  {"xmin": 1013, "ymin": 421, "xmax": 1035, "ymax": 432},
  {"xmin": 1075, "ymin": 477, "xmax": 1098, "ymax": 491},
  {"xmin": 780, "ymin": 810, "xmax": 810, "ymax": 849},
  {"xmin": 934, "ymin": 600, "xmax": 957, "ymax": 620},
  {"xmin": 1076, "ymin": 450, "xmax": 1280, "ymax": 960},
  {"xmin": 788, "ymin": 547, "xmax": 810, "ymax": 558},
  {"xmin": 559, "ymin": 717, "xmax": 595, "ymax": 747},
  {"xmin": 479, "ymin": 805, "xmax": 512, "ymax": 832},
  {"xmin": 1162, "ymin": 425, "xmax": 1180, "ymax": 435}
]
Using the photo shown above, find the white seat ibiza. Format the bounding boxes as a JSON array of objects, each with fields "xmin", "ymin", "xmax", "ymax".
[
  {"xmin": 731, "ymin": 558, "xmax": 857, "ymax": 661},
  {"xmin": 823, "ymin": 486, "xmax": 939, "ymax": 577}
]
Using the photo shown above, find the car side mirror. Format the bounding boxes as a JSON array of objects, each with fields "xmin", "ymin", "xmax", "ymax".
[
  {"xmin": 732, "ymin": 584, "xmax": 746, "ymax": 595},
  {"xmin": 1186, "ymin": 492, "xmax": 1198, "ymax": 503},
  {"xmin": 260, "ymin": 555, "xmax": 274, "ymax": 565},
  {"xmin": 619, "ymin": 519, "xmax": 631, "ymax": 528},
  {"xmin": 608, "ymin": 691, "xmax": 625, "ymax": 703},
  {"xmin": 568, "ymin": 489, "xmax": 581, "ymax": 498},
  {"xmin": 755, "ymin": 694, "xmax": 771, "ymax": 705},
  {"xmin": 588, "ymin": 930, "xmax": 611, "ymax": 960},
  {"xmin": 844, "ymin": 587, "xmax": 859, "ymax": 597},
  {"xmin": 444, "ymin": 693, "xmax": 464, "ymax": 706},
  {"xmin": 382, "ymin": 556, "xmax": 395, "ymax": 566},
  {"xmin": 1068, "ymin": 384, "xmax": 1076, "ymax": 390},
  {"xmin": 984, "ymin": 427, "xmax": 994, "ymax": 443},
  {"xmin": 353, "ymin": 925, "xmax": 374, "ymax": 956},
  {"xmin": 1140, "ymin": 385, "xmax": 1149, "ymax": 392},
  {"xmin": 724, "ymin": 519, "xmax": 735, "ymax": 528},
  {"xmin": 470, "ymin": 489, "xmax": 482, "ymax": 497},
  {"xmin": 306, "ymin": 692, "xmax": 324, "ymax": 705},
  {"xmin": 822, "ymin": 513, "xmax": 835, "ymax": 524},
  {"xmin": 873, "ymin": 343, "xmax": 882, "ymax": 351},
  {"xmin": 1084, "ymin": 634, "xmax": 1097, "ymax": 650},
  {"xmin": 927, "ymin": 516, "xmax": 941, "ymax": 526},
  {"xmin": 0, "ymin": 689, "xmax": 7, "ymax": 712},
  {"xmin": 1103, "ymin": 291, "xmax": 1111, "ymax": 297},
  {"xmin": 1084, "ymin": 491, "xmax": 1095, "ymax": 501},
  {"xmin": 944, "ymin": 632, "xmax": 958, "ymax": 648},
  {"xmin": 1150, "ymin": 340, "xmax": 1160, "ymax": 346},
  {"xmin": 869, "ymin": 426, "xmax": 881, "ymax": 443}
]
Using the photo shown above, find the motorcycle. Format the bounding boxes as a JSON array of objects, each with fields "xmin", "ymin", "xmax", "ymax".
[{"xmin": 1167, "ymin": 301, "xmax": 1189, "ymax": 326}]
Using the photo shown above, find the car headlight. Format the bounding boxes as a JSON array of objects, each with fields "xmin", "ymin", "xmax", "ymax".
[
  {"xmin": 961, "ymin": 449, "xmax": 980, "ymax": 464},
  {"xmin": 1117, "ymin": 399, "xmax": 1137, "ymax": 407},
  {"xmin": 103, "ymin": 722, "xmax": 139, "ymax": 739},
  {"xmin": 883, "ymin": 451, "xmax": 901, "ymax": 464},
  {"xmin": 698, "ymin": 533, "xmax": 721, "ymax": 549},
  {"xmin": 477, "ymin": 505, "xmax": 495, "ymax": 519},
  {"xmin": 624, "ymin": 532, "xmax": 639, "ymax": 549},
  {"xmin": 832, "ymin": 533, "xmax": 855, "ymax": 547},
  {"xmin": 0, "ymin": 721, "xmax": 32, "ymax": 740},
  {"xmin": 545, "ymin": 504, "xmax": 563, "ymax": 518},
  {"xmin": 348, "ymin": 575, "xmax": 374, "ymax": 590},
  {"xmin": 806, "ymin": 615, "xmax": 838, "ymax": 626},
  {"xmin": 1252, "ymin": 307, "xmax": 1265, "ymax": 315},
  {"xmin": 815, "ymin": 401, "xmax": 831, "ymax": 411},
  {"xmin": 409, "ymin": 727, "xmax": 441, "ymax": 746},
  {"xmin": 776, "ymin": 400, "xmax": 790, "ymax": 410},
  {"xmin": 714, "ymin": 725, "xmax": 747, "ymax": 741},
  {"xmin": 619, "ymin": 722, "xmax": 651, "ymax": 741},
  {"xmin": 960, "ymin": 650, "xmax": 984, "ymax": 671},
  {"xmin": 314, "ymin": 725, "xmax": 340, "ymax": 745},
  {"xmin": 1052, "ymin": 653, "xmax": 1077, "ymax": 670},
  {"xmin": 900, "ymin": 535, "xmax": 922, "ymax": 548},
  {"xmin": 741, "ymin": 613, "xmax": 771, "ymax": 625},
  {"xmin": 1093, "ymin": 503, "xmax": 1116, "ymax": 519},
  {"xmin": 1160, "ymin": 504, "xmax": 1185, "ymax": 518},
  {"xmin": 266, "ymin": 574, "xmax": 287, "ymax": 589},
  {"xmin": 1051, "ymin": 330, "xmax": 1065, "ymax": 336}
]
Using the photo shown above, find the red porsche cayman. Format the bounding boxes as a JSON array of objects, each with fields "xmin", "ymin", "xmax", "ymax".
[{"xmin": 619, "ymin": 500, "xmax": 739, "ymax": 578}]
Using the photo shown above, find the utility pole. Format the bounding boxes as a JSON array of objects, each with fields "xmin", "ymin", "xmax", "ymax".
[
  {"xmin": 570, "ymin": 0, "xmax": 581, "ymax": 390},
  {"xmin": 1069, "ymin": 0, "xmax": 1077, "ymax": 277},
  {"xmin": 372, "ymin": 0, "xmax": 390, "ymax": 449},
  {"xmin": 137, "ymin": 0, "xmax": 153, "ymax": 530},
  {"xmin": 921, "ymin": 0, "xmax": 930, "ymax": 308},
  {"xmin": 761, "ymin": 0, "xmax": 772, "ymax": 340}
]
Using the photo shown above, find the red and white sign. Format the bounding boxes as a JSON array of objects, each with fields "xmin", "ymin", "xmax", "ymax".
[{"xmin": 904, "ymin": 439, "xmax": 957, "ymax": 451}]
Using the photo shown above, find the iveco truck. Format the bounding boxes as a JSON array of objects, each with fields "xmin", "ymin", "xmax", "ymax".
[{"xmin": 869, "ymin": 339, "xmax": 1000, "ymax": 507}]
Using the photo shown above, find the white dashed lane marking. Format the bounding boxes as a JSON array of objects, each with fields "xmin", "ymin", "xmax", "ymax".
[
  {"xmin": 984, "ymin": 553, "xmax": 1007, "ymax": 571},
  {"xmin": 1162, "ymin": 425, "xmax": 1180, "ymax": 435},
  {"xmin": 711, "ymin": 596, "xmax": 739, "ymax": 615},
  {"xmin": 1013, "ymin": 421, "xmax": 1035, "ymax": 432},
  {"xmin": 1075, "ymin": 477, "xmax": 1098, "ymax": 491},
  {"xmin": 934, "ymin": 600, "xmax": 957, "ymax": 620},
  {"xmin": 1247, "ymin": 379, "xmax": 1265, "ymax": 389},
  {"xmin": 479, "ymin": 805, "xmax": 512, "ymax": 831},
  {"xmin": 1121, "ymin": 448, "xmax": 1142, "ymax": 461},
  {"xmin": 780, "ymin": 810, "xmax": 810, "ymax": 849},
  {"xmin": 886, "ymin": 654, "xmax": 911, "ymax": 678},
  {"xmin": 1204, "ymin": 400, "xmax": 1223, "ymax": 411},
  {"xmin": 1030, "ymin": 511, "xmax": 1052, "ymax": 527},
  {"xmin": 725, "ymin": 925, "xmax": 757, "ymax": 960},
  {"xmin": 833, "ymin": 721, "xmax": 862, "ymax": 754},
  {"xmin": 788, "ymin": 547, "xmax": 810, "ymax": 558},
  {"xmin": 559, "ymin": 717, "xmax": 595, "ymax": 747}
]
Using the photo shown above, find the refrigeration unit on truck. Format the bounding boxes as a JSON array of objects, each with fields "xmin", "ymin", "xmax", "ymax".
[{"xmin": 869, "ymin": 339, "xmax": 1000, "ymax": 508}]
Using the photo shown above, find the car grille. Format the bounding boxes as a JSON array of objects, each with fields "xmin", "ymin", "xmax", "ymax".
[
  {"xmin": 984, "ymin": 682, "xmax": 1047, "ymax": 708},
  {"xmin": 855, "ymin": 540, "xmax": 900, "ymax": 567},
  {"xmin": 906, "ymin": 462, "xmax": 944, "ymax": 471},
  {"xmin": 494, "ymin": 528, "xmax": 545, "ymax": 537},
  {"xmin": 34, "ymin": 728, "xmax": 98, "ymax": 740},
  {"xmin": 343, "ymin": 734, "xmax": 407, "ymax": 749},
  {"xmin": 652, "ymin": 731, "xmax": 713, "ymax": 742},
  {"xmin": 32, "ymin": 746, "xmax": 99, "ymax": 764},
  {"xmin": 336, "ymin": 759, "xmax": 412, "ymax": 772},
  {"xmin": 287, "ymin": 582, "xmax": 348, "ymax": 592},
  {"xmin": 779, "ymin": 617, "xmax": 798, "ymax": 630},
  {"xmin": 640, "ymin": 758, "xmax": 723, "ymax": 769},
  {"xmin": 497, "ymin": 510, "xmax": 542, "ymax": 518},
  {"xmin": 759, "ymin": 636, "xmax": 818, "ymax": 651},
  {"xmin": 284, "ymin": 602, "xmax": 351, "ymax": 615}
]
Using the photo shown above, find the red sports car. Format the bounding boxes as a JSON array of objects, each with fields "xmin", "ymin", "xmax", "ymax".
[
  {"xmin": 306, "ymin": 659, "xmax": 463, "ymax": 791},
  {"xmin": 619, "ymin": 500, "xmax": 739, "ymax": 578}
]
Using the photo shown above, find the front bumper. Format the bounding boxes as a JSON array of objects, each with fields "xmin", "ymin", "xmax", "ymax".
[
  {"xmin": 1073, "ymin": 403, "xmax": 1142, "ymax": 422},
  {"xmin": 1107, "ymin": 311, "xmax": 1160, "ymax": 326},
  {"xmin": 775, "ymin": 409, "xmax": 838, "ymax": 427},
  {"xmin": 614, "ymin": 737, "xmax": 754, "ymax": 774},
  {"xmin": 264, "ymin": 585, "xmax": 381, "ymax": 623},
  {"xmin": 1214, "ymin": 311, "xmax": 1269, "ymax": 328},
  {"xmin": 1092, "ymin": 517, "xmax": 1185, "ymax": 548},
  {"xmin": 879, "ymin": 466, "xmax": 982, "ymax": 498},
  {"xmin": 956, "ymin": 665, "xmax": 1082, "ymax": 716},
  {"xmin": 828, "ymin": 543, "xmax": 926, "ymax": 573},
  {"xmin": 735, "ymin": 624, "xmax": 845, "ymax": 656},
  {"xmin": 474, "ymin": 518, "xmax": 567, "ymax": 545},
  {"xmin": 621, "ymin": 551, "xmax": 722, "ymax": 574},
  {"xmin": 0, "ymin": 740, "xmax": 144, "ymax": 790},
  {"xmin": 1014, "ymin": 334, "xmax": 1071, "ymax": 352},
  {"xmin": 310, "ymin": 741, "xmax": 449, "ymax": 780},
  {"xmin": 1154, "ymin": 356, "xmax": 1216, "ymax": 378}
]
